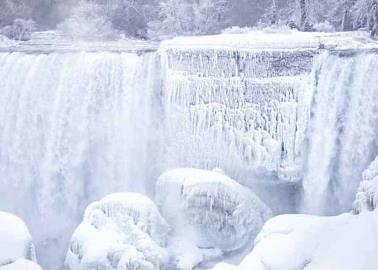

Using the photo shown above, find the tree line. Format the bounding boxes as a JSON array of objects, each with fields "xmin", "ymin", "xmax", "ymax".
[{"xmin": 0, "ymin": 0, "xmax": 377, "ymax": 40}]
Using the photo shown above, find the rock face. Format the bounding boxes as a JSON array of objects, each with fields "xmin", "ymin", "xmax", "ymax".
[
  {"xmin": 0, "ymin": 212, "xmax": 41, "ymax": 270},
  {"xmin": 156, "ymin": 169, "xmax": 272, "ymax": 254},
  {"xmin": 64, "ymin": 193, "xmax": 171, "ymax": 270}
]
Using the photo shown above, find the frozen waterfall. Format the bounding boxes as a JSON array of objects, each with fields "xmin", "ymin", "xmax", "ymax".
[
  {"xmin": 0, "ymin": 51, "xmax": 160, "ymax": 269},
  {"xmin": 302, "ymin": 50, "xmax": 378, "ymax": 215}
]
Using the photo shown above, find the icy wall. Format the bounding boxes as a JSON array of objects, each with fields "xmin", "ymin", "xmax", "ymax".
[
  {"xmin": 302, "ymin": 50, "xmax": 378, "ymax": 215},
  {"xmin": 0, "ymin": 51, "xmax": 160, "ymax": 269},
  {"xmin": 159, "ymin": 47, "xmax": 316, "ymax": 213}
]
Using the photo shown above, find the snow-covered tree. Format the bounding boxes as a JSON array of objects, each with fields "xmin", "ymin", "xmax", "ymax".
[
  {"xmin": 57, "ymin": 1, "xmax": 115, "ymax": 40},
  {"xmin": 97, "ymin": 0, "xmax": 159, "ymax": 38},
  {"xmin": 192, "ymin": 0, "xmax": 230, "ymax": 34},
  {"xmin": 0, "ymin": 18, "xmax": 35, "ymax": 40},
  {"xmin": 150, "ymin": 0, "xmax": 230, "ymax": 38},
  {"xmin": 0, "ymin": 0, "xmax": 32, "ymax": 27},
  {"xmin": 352, "ymin": 0, "xmax": 378, "ymax": 36}
]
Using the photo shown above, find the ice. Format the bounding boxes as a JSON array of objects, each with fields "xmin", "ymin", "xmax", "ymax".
[
  {"xmin": 0, "ymin": 51, "xmax": 159, "ymax": 269},
  {"xmin": 0, "ymin": 212, "xmax": 40, "ymax": 269},
  {"xmin": 64, "ymin": 193, "xmax": 171, "ymax": 270},
  {"xmin": 302, "ymin": 51, "xmax": 378, "ymax": 215},
  {"xmin": 1, "ymin": 30, "xmax": 378, "ymax": 269},
  {"xmin": 354, "ymin": 156, "xmax": 378, "ymax": 213},
  {"xmin": 159, "ymin": 47, "xmax": 314, "ymax": 183},
  {"xmin": 156, "ymin": 168, "xmax": 272, "ymax": 260}
]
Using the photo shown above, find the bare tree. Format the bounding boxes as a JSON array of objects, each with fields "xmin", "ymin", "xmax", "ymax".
[
  {"xmin": 371, "ymin": 0, "xmax": 378, "ymax": 36},
  {"xmin": 299, "ymin": 0, "xmax": 308, "ymax": 30}
]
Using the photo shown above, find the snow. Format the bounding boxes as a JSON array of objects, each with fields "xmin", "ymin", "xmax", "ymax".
[
  {"xmin": 210, "ymin": 157, "xmax": 378, "ymax": 270},
  {"xmin": 156, "ymin": 168, "xmax": 272, "ymax": 266},
  {"xmin": 236, "ymin": 211, "xmax": 378, "ymax": 270},
  {"xmin": 161, "ymin": 30, "xmax": 374, "ymax": 51},
  {"xmin": 64, "ymin": 193, "xmax": 171, "ymax": 270},
  {"xmin": 0, "ymin": 212, "xmax": 37, "ymax": 266},
  {"xmin": 0, "ymin": 259, "xmax": 42, "ymax": 270}
]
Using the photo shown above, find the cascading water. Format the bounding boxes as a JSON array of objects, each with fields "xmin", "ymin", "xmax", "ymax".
[
  {"xmin": 0, "ymin": 51, "xmax": 160, "ymax": 269},
  {"xmin": 303, "ymin": 51, "xmax": 378, "ymax": 215}
]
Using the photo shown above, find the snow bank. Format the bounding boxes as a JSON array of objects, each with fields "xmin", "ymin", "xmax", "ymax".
[
  {"xmin": 0, "ymin": 259, "xmax": 42, "ymax": 270},
  {"xmin": 238, "ymin": 212, "xmax": 378, "ymax": 270},
  {"xmin": 64, "ymin": 193, "xmax": 171, "ymax": 270},
  {"xmin": 0, "ymin": 212, "xmax": 40, "ymax": 269},
  {"xmin": 156, "ymin": 169, "xmax": 272, "ymax": 258}
]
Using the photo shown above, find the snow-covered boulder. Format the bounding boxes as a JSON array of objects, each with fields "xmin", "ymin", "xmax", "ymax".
[
  {"xmin": 238, "ymin": 212, "xmax": 378, "ymax": 270},
  {"xmin": 156, "ymin": 168, "xmax": 272, "ymax": 255},
  {"xmin": 0, "ymin": 259, "xmax": 42, "ymax": 270},
  {"xmin": 226, "ymin": 157, "xmax": 378, "ymax": 270},
  {"xmin": 0, "ymin": 212, "xmax": 40, "ymax": 269},
  {"xmin": 64, "ymin": 193, "xmax": 171, "ymax": 270},
  {"xmin": 354, "ymin": 156, "xmax": 378, "ymax": 213}
]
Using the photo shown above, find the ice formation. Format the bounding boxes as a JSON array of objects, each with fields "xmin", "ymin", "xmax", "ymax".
[
  {"xmin": 354, "ymin": 156, "xmax": 378, "ymax": 213},
  {"xmin": 64, "ymin": 193, "xmax": 171, "ymax": 270},
  {"xmin": 0, "ymin": 212, "xmax": 41, "ymax": 270},
  {"xmin": 0, "ymin": 51, "xmax": 159, "ymax": 268},
  {"xmin": 156, "ymin": 169, "xmax": 272, "ymax": 258},
  {"xmin": 0, "ymin": 30, "xmax": 377, "ymax": 269},
  {"xmin": 159, "ymin": 45, "xmax": 315, "ymax": 181},
  {"xmin": 302, "ymin": 51, "xmax": 378, "ymax": 215}
]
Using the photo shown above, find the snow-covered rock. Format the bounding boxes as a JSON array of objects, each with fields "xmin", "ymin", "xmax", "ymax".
[
  {"xmin": 0, "ymin": 212, "xmax": 37, "ymax": 264},
  {"xmin": 237, "ymin": 212, "xmax": 378, "ymax": 270},
  {"xmin": 221, "ymin": 159, "xmax": 378, "ymax": 270},
  {"xmin": 156, "ymin": 168, "xmax": 272, "ymax": 259},
  {"xmin": 0, "ymin": 212, "xmax": 40, "ymax": 269},
  {"xmin": 64, "ymin": 193, "xmax": 171, "ymax": 270},
  {"xmin": 0, "ymin": 259, "xmax": 42, "ymax": 270}
]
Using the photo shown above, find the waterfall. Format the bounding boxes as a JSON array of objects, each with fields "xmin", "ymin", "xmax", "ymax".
[
  {"xmin": 303, "ymin": 51, "xmax": 378, "ymax": 215},
  {"xmin": 0, "ymin": 51, "xmax": 160, "ymax": 269}
]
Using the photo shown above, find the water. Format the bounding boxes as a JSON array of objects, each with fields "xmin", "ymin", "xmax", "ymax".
[
  {"xmin": 0, "ymin": 51, "xmax": 159, "ymax": 269},
  {"xmin": 302, "ymin": 51, "xmax": 378, "ymax": 215}
]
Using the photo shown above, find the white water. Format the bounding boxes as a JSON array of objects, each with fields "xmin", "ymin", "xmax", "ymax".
[
  {"xmin": 0, "ymin": 51, "xmax": 159, "ymax": 269},
  {"xmin": 303, "ymin": 51, "xmax": 378, "ymax": 215}
]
